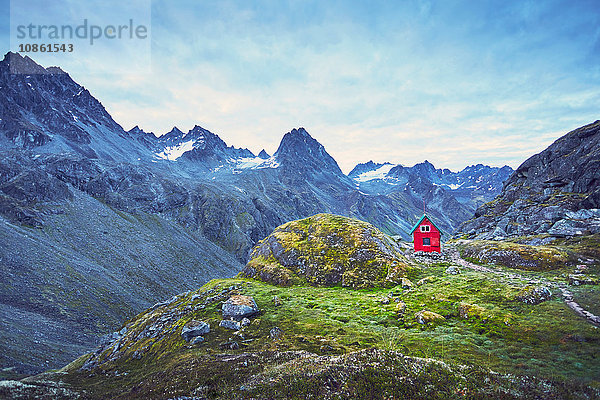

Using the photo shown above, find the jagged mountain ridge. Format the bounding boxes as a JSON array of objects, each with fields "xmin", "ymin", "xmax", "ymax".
[
  {"xmin": 135, "ymin": 124, "xmax": 255, "ymax": 166},
  {"xmin": 349, "ymin": 159, "xmax": 514, "ymax": 212},
  {"xmin": 0, "ymin": 52, "xmax": 151, "ymax": 161},
  {"xmin": 456, "ymin": 120, "xmax": 600, "ymax": 238},
  {"xmin": 0, "ymin": 52, "xmax": 514, "ymax": 376},
  {"xmin": 0, "ymin": 52, "xmax": 513, "ymax": 256}
]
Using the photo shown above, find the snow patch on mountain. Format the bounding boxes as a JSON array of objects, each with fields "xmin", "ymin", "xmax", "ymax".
[
  {"xmin": 235, "ymin": 156, "xmax": 280, "ymax": 170},
  {"xmin": 155, "ymin": 139, "xmax": 196, "ymax": 160},
  {"xmin": 445, "ymin": 183, "xmax": 462, "ymax": 190},
  {"xmin": 354, "ymin": 163, "xmax": 395, "ymax": 182}
]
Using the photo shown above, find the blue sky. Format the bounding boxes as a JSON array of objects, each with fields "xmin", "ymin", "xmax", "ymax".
[{"xmin": 2, "ymin": 0, "xmax": 600, "ymax": 172}]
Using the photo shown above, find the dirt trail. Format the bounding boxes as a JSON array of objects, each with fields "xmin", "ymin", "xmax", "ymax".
[{"xmin": 445, "ymin": 247, "xmax": 600, "ymax": 328}]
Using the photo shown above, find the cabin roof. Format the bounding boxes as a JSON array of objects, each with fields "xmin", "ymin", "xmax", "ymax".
[{"xmin": 409, "ymin": 214, "xmax": 443, "ymax": 235}]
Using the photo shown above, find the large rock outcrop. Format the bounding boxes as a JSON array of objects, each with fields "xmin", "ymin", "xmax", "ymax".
[
  {"xmin": 457, "ymin": 121, "xmax": 600, "ymax": 239},
  {"xmin": 240, "ymin": 213, "xmax": 414, "ymax": 288}
]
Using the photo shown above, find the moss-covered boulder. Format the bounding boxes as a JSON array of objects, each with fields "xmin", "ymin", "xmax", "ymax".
[
  {"xmin": 458, "ymin": 302, "xmax": 487, "ymax": 319},
  {"xmin": 516, "ymin": 286, "xmax": 552, "ymax": 304},
  {"xmin": 240, "ymin": 214, "xmax": 414, "ymax": 289},
  {"xmin": 415, "ymin": 310, "xmax": 445, "ymax": 325}
]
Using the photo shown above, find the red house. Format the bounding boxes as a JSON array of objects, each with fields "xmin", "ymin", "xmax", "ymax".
[{"xmin": 410, "ymin": 214, "xmax": 442, "ymax": 253}]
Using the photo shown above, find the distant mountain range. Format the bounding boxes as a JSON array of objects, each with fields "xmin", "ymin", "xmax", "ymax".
[
  {"xmin": 349, "ymin": 160, "xmax": 513, "ymax": 213},
  {"xmin": 0, "ymin": 52, "xmax": 518, "ymax": 375}
]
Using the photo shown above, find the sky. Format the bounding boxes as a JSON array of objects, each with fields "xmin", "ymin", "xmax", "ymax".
[{"xmin": 1, "ymin": 0, "xmax": 600, "ymax": 173}]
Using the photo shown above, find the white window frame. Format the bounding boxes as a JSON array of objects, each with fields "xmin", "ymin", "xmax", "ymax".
[{"xmin": 420, "ymin": 225, "xmax": 431, "ymax": 232}]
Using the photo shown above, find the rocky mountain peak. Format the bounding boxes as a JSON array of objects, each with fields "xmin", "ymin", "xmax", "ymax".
[
  {"xmin": 163, "ymin": 127, "xmax": 185, "ymax": 139},
  {"xmin": 128, "ymin": 125, "xmax": 150, "ymax": 135},
  {"xmin": 126, "ymin": 125, "xmax": 157, "ymax": 149},
  {"xmin": 412, "ymin": 160, "xmax": 437, "ymax": 172},
  {"xmin": 275, "ymin": 127, "xmax": 343, "ymax": 177},
  {"xmin": 184, "ymin": 125, "xmax": 228, "ymax": 151},
  {"xmin": 1, "ymin": 52, "xmax": 53, "ymax": 75},
  {"xmin": 0, "ymin": 52, "xmax": 149, "ymax": 160},
  {"xmin": 258, "ymin": 149, "xmax": 270, "ymax": 159},
  {"xmin": 276, "ymin": 128, "xmax": 316, "ymax": 152}
]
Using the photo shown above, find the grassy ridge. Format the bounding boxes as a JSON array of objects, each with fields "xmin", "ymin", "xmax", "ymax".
[
  {"xmin": 9, "ymin": 220, "xmax": 600, "ymax": 399},
  {"xmin": 46, "ymin": 257, "xmax": 600, "ymax": 398}
]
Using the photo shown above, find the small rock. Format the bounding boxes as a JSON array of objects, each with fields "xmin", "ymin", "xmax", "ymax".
[
  {"xmin": 190, "ymin": 294, "xmax": 202, "ymax": 302},
  {"xmin": 233, "ymin": 331, "xmax": 245, "ymax": 340},
  {"xmin": 395, "ymin": 301, "xmax": 406, "ymax": 316},
  {"xmin": 458, "ymin": 302, "xmax": 486, "ymax": 319},
  {"xmin": 222, "ymin": 295, "xmax": 259, "ymax": 320},
  {"xmin": 219, "ymin": 319, "xmax": 242, "ymax": 331},
  {"xmin": 516, "ymin": 286, "xmax": 552, "ymax": 305},
  {"xmin": 445, "ymin": 266, "xmax": 460, "ymax": 275},
  {"xmin": 400, "ymin": 277, "xmax": 413, "ymax": 290},
  {"xmin": 190, "ymin": 336, "xmax": 204, "ymax": 345},
  {"xmin": 568, "ymin": 274, "xmax": 598, "ymax": 286},
  {"xmin": 415, "ymin": 310, "xmax": 445, "ymax": 325},
  {"xmin": 270, "ymin": 327, "xmax": 283, "ymax": 340},
  {"xmin": 181, "ymin": 321, "xmax": 210, "ymax": 342},
  {"xmin": 219, "ymin": 340, "xmax": 239, "ymax": 350},
  {"xmin": 416, "ymin": 276, "xmax": 435, "ymax": 286},
  {"xmin": 241, "ymin": 317, "xmax": 251, "ymax": 327}
]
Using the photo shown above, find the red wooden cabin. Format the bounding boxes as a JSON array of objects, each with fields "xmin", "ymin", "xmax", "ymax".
[{"xmin": 410, "ymin": 214, "xmax": 442, "ymax": 253}]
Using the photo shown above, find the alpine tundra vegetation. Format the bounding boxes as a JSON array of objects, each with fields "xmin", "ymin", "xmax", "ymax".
[{"xmin": 4, "ymin": 214, "xmax": 600, "ymax": 399}]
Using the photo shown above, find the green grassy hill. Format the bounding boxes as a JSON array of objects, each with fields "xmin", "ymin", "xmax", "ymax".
[{"xmin": 4, "ymin": 215, "xmax": 600, "ymax": 399}]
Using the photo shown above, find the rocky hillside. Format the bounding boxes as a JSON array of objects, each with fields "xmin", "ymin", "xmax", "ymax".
[
  {"xmin": 3, "ymin": 214, "xmax": 600, "ymax": 399},
  {"xmin": 0, "ymin": 152, "xmax": 243, "ymax": 376},
  {"xmin": 456, "ymin": 120, "xmax": 600, "ymax": 239},
  {"xmin": 241, "ymin": 214, "xmax": 413, "ymax": 288},
  {"xmin": 0, "ymin": 53, "xmax": 150, "ymax": 161}
]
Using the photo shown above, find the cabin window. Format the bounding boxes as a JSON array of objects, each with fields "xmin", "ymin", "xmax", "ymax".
[
  {"xmin": 420, "ymin": 225, "xmax": 430, "ymax": 232},
  {"xmin": 423, "ymin": 237, "xmax": 431, "ymax": 246}
]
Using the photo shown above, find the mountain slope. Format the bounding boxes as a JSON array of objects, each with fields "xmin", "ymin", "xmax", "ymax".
[
  {"xmin": 0, "ymin": 52, "xmax": 151, "ymax": 161},
  {"xmin": 0, "ymin": 151, "xmax": 243, "ymax": 376},
  {"xmin": 0, "ymin": 185, "xmax": 243, "ymax": 376},
  {"xmin": 456, "ymin": 120, "xmax": 600, "ymax": 238}
]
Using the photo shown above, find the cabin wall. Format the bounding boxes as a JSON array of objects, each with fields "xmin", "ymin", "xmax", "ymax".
[{"xmin": 412, "ymin": 219, "xmax": 441, "ymax": 252}]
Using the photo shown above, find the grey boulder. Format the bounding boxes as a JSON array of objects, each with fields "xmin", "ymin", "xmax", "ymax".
[
  {"xmin": 219, "ymin": 319, "xmax": 242, "ymax": 330},
  {"xmin": 445, "ymin": 266, "xmax": 461, "ymax": 275},
  {"xmin": 181, "ymin": 320, "xmax": 210, "ymax": 341},
  {"xmin": 222, "ymin": 295, "xmax": 259, "ymax": 320}
]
